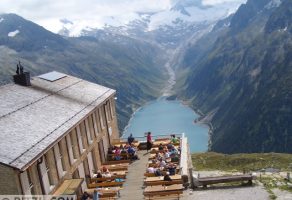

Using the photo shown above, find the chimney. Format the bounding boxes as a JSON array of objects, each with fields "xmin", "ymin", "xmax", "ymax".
[{"xmin": 13, "ymin": 61, "xmax": 31, "ymax": 86}]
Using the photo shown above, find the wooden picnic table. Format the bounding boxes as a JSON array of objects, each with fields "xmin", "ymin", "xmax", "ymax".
[
  {"xmin": 112, "ymin": 140, "xmax": 140, "ymax": 147},
  {"xmin": 88, "ymin": 181, "xmax": 124, "ymax": 188},
  {"xmin": 53, "ymin": 179, "xmax": 83, "ymax": 195},
  {"xmin": 107, "ymin": 152, "xmax": 130, "ymax": 160},
  {"xmin": 103, "ymin": 163, "xmax": 129, "ymax": 171},
  {"xmin": 92, "ymin": 170, "xmax": 127, "ymax": 179},
  {"xmin": 103, "ymin": 160, "xmax": 131, "ymax": 165},
  {"xmin": 144, "ymin": 175, "xmax": 182, "ymax": 186},
  {"xmin": 145, "ymin": 175, "xmax": 181, "ymax": 182},
  {"xmin": 144, "ymin": 184, "xmax": 183, "ymax": 196},
  {"xmin": 146, "ymin": 164, "xmax": 180, "ymax": 171},
  {"xmin": 85, "ymin": 187, "xmax": 120, "ymax": 198},
  {"xmin": 152, "ymin": 140, "xmax": 171, "ymax": 147},
  {"xmin": 148, "ymin": 158, "xmax": 178, "ymax": 165},
  {"xmin": 154, "ymin": 138, "xmax": 171, "ymax": 142},
  {"xmin": 90, "ymin": 175, "xmax": 126, "ymax": 183},
  {"xmin": 150, "ymin": 145, "xmax": 180, "ymax": 153}
]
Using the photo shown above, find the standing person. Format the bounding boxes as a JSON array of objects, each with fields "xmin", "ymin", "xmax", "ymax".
[
  {"xmin": 147, "ymin": 132, "xmax": 152, "ymax": 153},
  {"xmin": 128, "ymin": 133, "xmax": 134, "ymax": 145}
]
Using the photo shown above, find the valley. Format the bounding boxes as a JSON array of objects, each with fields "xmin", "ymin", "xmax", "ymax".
[{"xmin": 0, "ymin": 0, "xmax": 291, "ymax": 155}]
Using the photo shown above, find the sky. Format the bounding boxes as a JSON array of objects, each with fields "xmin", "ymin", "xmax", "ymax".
[{"xmin": 0, "ymin": 0, "xmax": 246, "ymax": 33}]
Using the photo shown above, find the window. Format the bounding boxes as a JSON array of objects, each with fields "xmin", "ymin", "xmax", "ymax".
[
  {"xmin": 94, "ymin": 110, "xmax": 102, "ymax": 133},
  {"xmin": 71, "ymin": 128, "xmax": 80, "ymax": 159},
  {"xmin": 54, "ymin": 143, "xmax": 65, "ymax": 178},
  {"xmin": 85, "ymin": 119, "xmax": 93, "ymax": 144},
  {"xmin": 44, "ymin": 154, "xmax": 55, "ymax": 188},
  {"xmin": 76, "ymin": 125, "xmax": 84, "ymax": 153},
  {"xmin": 99, "ymin": 108, "xmax": 105, "ymax": 129},
  {"xmin": 80, "ymin": 121, "xmax": 89, "ymax": 148},
  {"xmin": 87, "ymin": 152, "xmax": 95, "ymax": 177},
  {"xmin": 109, "ymin": 99, "xmax": 115, "ymax": 118},
  {"xmin": 105, "ymin": 103, "xmax": 110, "ymax": 122},
  {"xmin": 92, "ymin": 113, "xmax": 99, "ymax": 137},
  {"xmin": 39, "ymin": 157, "xmax": 51, "ymax": 194},
  {"xmin": 20, "ymin": 170, "xmax": 33, "ymax": 195},
  {"xmin": 88, "ymin": 114, "xmax": 96, "ymax": 139},
  {"xmin": 65, "ymin": 135, "xmax": 74, "ymax": 164}
]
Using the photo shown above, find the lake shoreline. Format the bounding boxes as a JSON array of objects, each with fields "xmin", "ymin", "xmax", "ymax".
[
  {"xmin": 122, "ymin": 97, "xmax": 209, "ymax": 152},
  {"xmin": 178, "ymin": 98, "xmax": 214, "ymax": 152}
]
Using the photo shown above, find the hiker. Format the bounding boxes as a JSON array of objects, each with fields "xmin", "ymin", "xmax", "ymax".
[
  {"xmin": 128, "ymin": 133, "xmax": 134, "ymax": 145},
  {"xmin": 146, "ymin": 132, "xmax": 152, "ymax": 152}
]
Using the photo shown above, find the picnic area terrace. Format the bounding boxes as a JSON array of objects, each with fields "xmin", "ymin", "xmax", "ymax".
[{"xmin": 85, "ymin": 133, "xmax": 194, "ymax": 199}]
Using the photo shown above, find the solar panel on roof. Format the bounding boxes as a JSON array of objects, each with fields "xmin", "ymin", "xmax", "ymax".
[{"xmin": 38, "ymin": 71, "xmax": 67, "ymax": 82}]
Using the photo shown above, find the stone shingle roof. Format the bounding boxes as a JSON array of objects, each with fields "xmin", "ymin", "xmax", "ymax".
[{"xmin": 0, "ymin": 72, "xmax": 115, "ymax": 170}]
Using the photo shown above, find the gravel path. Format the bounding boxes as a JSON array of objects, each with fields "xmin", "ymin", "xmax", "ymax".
[{"xmin": 184, "ymin": 185, "xmax": 270, "ymax": 200}]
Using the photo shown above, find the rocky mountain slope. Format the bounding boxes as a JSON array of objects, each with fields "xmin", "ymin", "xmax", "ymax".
[
  {"xmin": 178, "ymin": 0, "xmax": 292, "ymax": 153},
  {"xmin": 0, "ymin": 14, "xmax": 167, "ymax": 130}
]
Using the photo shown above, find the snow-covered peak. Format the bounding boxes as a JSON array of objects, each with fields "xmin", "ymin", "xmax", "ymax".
[
  {"xmin": 0, "ymin": 18, "xmax": 4, "ymax": 23},
  {"xmin": 57, "ymin": 0, "xmax": 246, "ymax": 37},
  {"xmin": 265, "ymin": 0, "xmax": 282, "ymax": 9},
  {"xmin": 147, "ymin": 1, "xmax": 244, "ymax": 31},
  {"xmin": 8, "ymin": 30, "xmax": 19, "ymax": 37}
]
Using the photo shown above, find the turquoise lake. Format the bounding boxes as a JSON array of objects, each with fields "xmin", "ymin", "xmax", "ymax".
[{"xmin": 122, "ymin": 99, "xmax": 209, "ymax": 152}]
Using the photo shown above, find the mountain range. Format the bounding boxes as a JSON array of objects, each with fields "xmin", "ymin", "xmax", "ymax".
[
  {"xmin": 0, "ymin": 13, "xmax": 167, "ymax": 131},
  {"xmin": 0, "ymin": 0, "xmax": 291, "ymax": 154},
  {"xmin": 178, "ymin": 0, "xmax": 292, "ymax": 153}
]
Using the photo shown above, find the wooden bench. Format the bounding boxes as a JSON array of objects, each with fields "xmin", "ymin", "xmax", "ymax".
[
  {"xmin": 102, "ymin": 163, "xmax": 129, "ymax": 171},
  {"xmin": 90, "ymin": 176, "xmax": 125, "ymax": 183},
  {"xmin": 144, "ymin": 172, "xmax": 167, "ymax": 177},
  {"xmin": 144, "ymin": 175, "xmax": 182, "ymax": 186},
  {"xmin": 112, "ymin": 140, "xmax": 140, "ymax": 148},
  {"xmin": 107, "ymin": 153, "xmax": 130, "ymax": 161},
  {"xmin": 196, "ymin": 174, "xmax": 255, "ymax": 188},
  {"xmin": 103, "ymin": 160, "xmax": 131, "ymax": 165},
  {"xmin": 154, "ymin": 138, "xmax": 170, "ymax": 142},
  {"xmin": 88, "ymin": 181, "xmax": 124, "ymax": 188},
  {"xmin": 144, "ymin": 179, "xmax": 183, "ymax": 186},
  {"xmin": 85, "ymin": 187, "xmax": 120, "ymax": 199},
  {"xmin": 143, "ymin": 184, "xmax": 183, "ymax": 199},
  {"xmin": 144, "ymin": 193, "xmax": 182, "ymax": 200}
]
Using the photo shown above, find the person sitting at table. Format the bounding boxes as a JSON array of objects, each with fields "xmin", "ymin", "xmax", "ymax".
[
  {"xmin": 177, "ymin": 146, "xmax": 181, "ymax": 154},
  {"xmin": 159, "ymin": 158, "xmax": 167, "ymax": 168},
  {"xmin": 107, "ymin": 146, "xmax": 114, "ymax": 154},
  {"xmin": 121, "ymin": 146, "xmax": 127, "ymax": 154},
  {"xmin": 103, "ymin": 170, "xmax": 112, "ymax": 178},
  {"xmin": 167, "ymin": 143, "xmax": 174, "ymax": 150},
  {"xmin": 114, "ymin": 146, "xmax": 121, "ymax": 160},
  {"xmin": 158, "ymin": 143, "xmax": 164, "ymax": 151},
  {"xmin": 167, "ymin": 163, "xmax": 176, "ymax": 176},
  {"xmin": 154, "ymin": 152, "xmax": 162, "ymax": 161},
  {"xmin": 147, "ymin": 166, "xmax": 162, "ymax": 176},
  {"xmin": 81, "ymin": 191, "xmax": 90, "ymax": 200},
  {"xmin": 169, "ymin": 146, "xmax": 178, "ymax": 156},
  {"xmin": 101, "ymin": 166, "xmax": 109, "ymax": 173},
  {"xmin": 164, "ymin": 172, "xmax": 172, "ymax": 181},
  {"xmin": 164, "ymin": 150, "xmax": 170, "ymax": 159},
  {"xmin": 147, "ymin": 166, "xmax": 155, "ymax": 174},
  {"xmin": 93, "ymin": 170, "xmax": 102, "ymax": 178},
  {"xmin": 128, "ymin": 145, "xmax": 139, "ymax": 160},
  {"xmin": 171, "ymin": 134, "xmax": 179, "ymax": 144},
  {"xmin": 127, "ymin": 133, "xmax": 135, "ymax": 145},
  {"xmin": 155, "ymin": 168, "xmax": 162, "ymax": 176}
]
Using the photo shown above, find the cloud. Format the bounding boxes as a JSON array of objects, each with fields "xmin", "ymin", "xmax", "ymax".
[
  {"xmin": 202, "ymin": 0, "xmax": 246, "ymax": 6},
  {"xmin": 0, "ymin": 0, "xmax": 246, "ymax": 33},
  {"xmin": 0, "ymin": 0, "xmax": 171, "ymax": 32}
]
